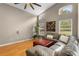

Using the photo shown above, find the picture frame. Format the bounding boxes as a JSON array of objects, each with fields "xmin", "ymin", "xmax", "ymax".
[{"xmin": 46, "ymin": 21, "xmax": 56, "ymax": 32}]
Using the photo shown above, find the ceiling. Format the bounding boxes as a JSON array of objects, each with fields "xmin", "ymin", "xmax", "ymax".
[{"xmin": 7, "ymin": 3, "xmax": 55, "ymax": 16}]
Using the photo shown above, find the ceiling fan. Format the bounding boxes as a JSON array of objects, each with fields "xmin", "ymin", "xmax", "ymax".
[{"xmin": 14, "ymin": 3, "xmax": 41, "ymax": 10}]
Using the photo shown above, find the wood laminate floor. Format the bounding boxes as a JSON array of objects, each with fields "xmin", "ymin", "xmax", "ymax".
[{"xmin": 0, "ymin": 40, "xmax": 33, "ymax": 56}]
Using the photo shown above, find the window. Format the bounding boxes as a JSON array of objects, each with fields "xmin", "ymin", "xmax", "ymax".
[
  {"xmin": 59, "ymin": 19, "xmax": 72, "ymax": 36},
  {"xmin": 59, "ymin": 5, "xmax": 73, "ymax": 15}
]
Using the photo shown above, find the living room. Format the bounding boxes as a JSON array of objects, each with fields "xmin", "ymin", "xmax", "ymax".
[{"xmin": 0, "ymin": 3, "xmax": 79, "ymax": 56}]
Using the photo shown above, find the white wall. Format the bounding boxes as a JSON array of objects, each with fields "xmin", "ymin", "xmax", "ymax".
[{"xmin": 0, "ymin": 4, "xmax": 36, "ymax": 45}]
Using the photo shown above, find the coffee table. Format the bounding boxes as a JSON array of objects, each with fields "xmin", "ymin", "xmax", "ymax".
[{"xmin": 33, "ymin": 39, "xmax": 57, "ymax": 47}]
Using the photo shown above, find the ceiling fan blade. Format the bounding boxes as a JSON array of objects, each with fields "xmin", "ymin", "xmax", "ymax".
[
  {"xmin": 30, "ymin": 3, "xmax": 34, "ymax": 10},
  {"xmin": 33, "ymin": 3, "xmax": 41, "ymax": 7},
  {"xmin": 14, "ymin": 3, "xmax": 20, "ymax": 4},
  {"xmin": 24, "ymin": 4, "xmax": 27, "ymax": 9}
]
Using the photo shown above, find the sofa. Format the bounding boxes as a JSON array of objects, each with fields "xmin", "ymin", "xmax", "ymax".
[{"xmin": 26, "ymin": 34, "xmax": 79, "ymax": 56}]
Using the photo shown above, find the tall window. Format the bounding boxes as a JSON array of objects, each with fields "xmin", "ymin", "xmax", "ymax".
[
  {"xmin": 58, "ymin": 5, "xmax": 73, "ymax": 15},
  {"xmin": 59, "ymin": 19, "xmax": 72, "ymax": 36}
]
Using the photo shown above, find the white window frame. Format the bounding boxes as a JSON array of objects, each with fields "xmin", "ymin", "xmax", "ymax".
[
  {"xmin": 59, "ymin": 19, "xmax": 72, "ymax": 36},
  {"xmin": 58, "ymin": 5, "xmax": 73, "ymax": 15}
]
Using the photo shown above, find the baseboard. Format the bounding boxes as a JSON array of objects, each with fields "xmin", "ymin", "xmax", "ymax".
[{"xmin": 0, "ymin": 39, "xmax": 30, "ymax": 47}]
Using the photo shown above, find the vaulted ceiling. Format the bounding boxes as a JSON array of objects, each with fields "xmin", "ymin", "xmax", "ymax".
[{"xmin": 7, "ymin": 3, "xmax": 55, "ymax": 16}]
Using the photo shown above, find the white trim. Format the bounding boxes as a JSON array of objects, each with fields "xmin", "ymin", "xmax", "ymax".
[
  {"xmin": 78, "ymin": 4, "xmax": 79, "ymax": 39},
  {"xmin": 0, "ymin": 39, "xmax": 30, "ymax": 47}
]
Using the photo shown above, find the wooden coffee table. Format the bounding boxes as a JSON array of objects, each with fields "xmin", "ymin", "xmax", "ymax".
[{"xmin": 33, "ymin": 39, "xmax": 57, "ymax": 47}]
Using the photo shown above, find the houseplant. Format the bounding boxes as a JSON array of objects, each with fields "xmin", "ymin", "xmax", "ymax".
[{"xmin": 32, "ymin": 16, "xmax": 40, "ymax": 39}]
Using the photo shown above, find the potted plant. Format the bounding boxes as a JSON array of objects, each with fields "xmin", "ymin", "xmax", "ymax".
[{"xmin": 32, "ymin": 16, "xmax": 39, "ymax": 39}]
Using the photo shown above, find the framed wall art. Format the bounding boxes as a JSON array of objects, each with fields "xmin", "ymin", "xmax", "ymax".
[{"xmin": 46, "ymin": 21, "xmax": 56, "ymax": 32}]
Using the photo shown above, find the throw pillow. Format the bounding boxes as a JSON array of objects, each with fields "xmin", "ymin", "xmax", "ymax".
[
  {"xmin": 47, "ymin": 34, "xmax": 53, "ymax": 39},
  {"xmin": 59, "ymin": 35, "xmax": 69, "ymax": 44}
]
